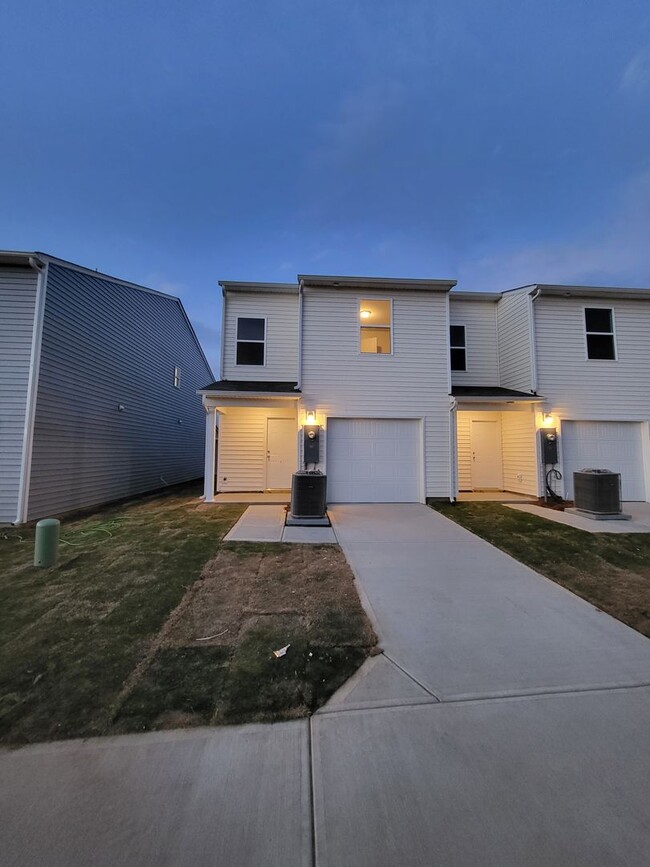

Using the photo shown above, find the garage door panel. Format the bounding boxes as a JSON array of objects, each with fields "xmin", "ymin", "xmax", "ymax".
[
  {"xmin": 562, "ymin": 421, "xmax": 646, "ymax": 501},
  {"xmin": 327, "ymin": 418, "xmax": 421, "ymax": 503}
]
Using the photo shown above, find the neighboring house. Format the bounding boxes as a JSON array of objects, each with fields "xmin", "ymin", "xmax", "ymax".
[
  {"xmin": 199, "ymin": 275, "xmax": 650, "ymax": 504},
  {"xmin": 1, "ymin": 252, "xmax": 213, "ymax": 525}
]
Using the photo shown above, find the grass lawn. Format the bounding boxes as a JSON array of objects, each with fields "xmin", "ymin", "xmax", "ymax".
[
  {"xmin": 433, "ymin": 502, "xmax": 650, "ymax": 638},
  {"xmin": 0, "ymin": 485, "xmax": 376, "ymax": 745}
]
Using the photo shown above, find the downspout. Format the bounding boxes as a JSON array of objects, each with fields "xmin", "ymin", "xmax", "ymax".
[
  {"xmin": 528, "ymin": 287, "xmax": 541, "ymax": 394},
  {"xmin": 449, "ymin": 396, "xmax": 458, "ymax": 502},
  {"xmin": 295, "ymin": 279, "xmax": 304, "ymax": 392},
  {"xmin": 219, "ymin": 286, "xmax": 226, "ymax": 380},
  {"xmin": 16, "ymin": 256, "xmax": 48, "ymax": 524}
]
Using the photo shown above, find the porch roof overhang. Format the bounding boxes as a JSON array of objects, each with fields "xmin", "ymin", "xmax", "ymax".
[
  {"xmin": 198, "ymin": 380, "xmax": 301, "ymax": 402},
  {"xmin": 451, "ymin": 386, "xmax": 544, "ymax": 404}
]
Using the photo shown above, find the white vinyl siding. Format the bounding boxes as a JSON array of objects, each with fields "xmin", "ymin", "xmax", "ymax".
[
  {"xmin": 0, "ymin": 269, "xmax": 38, "ymax": 523},
  {"xmin": 301, "ymin": 288, "xmax": 450, "ymax": 498},
  {"xmin": 561, "ymin": 421, "xmax": 646, "ymax": 501},
  {"xmin": 535, "ymin": 297, "xmax": 650, "ymax": 419},
  {"xmin": 501, "ymin": 409, "xmax": 538, "ymax": 496},
  {"xmin": 222, "ymin": 292, "xmax": 298, "ymax": 381},
  {"xmin": 456, "ymin": 409, "xmax": 537, "ymax": 495},
  {"xmin": 326, "ymin": 418, "xmax": 422, "ymax": 502},
  {"xmin": 216, "ymin": 406, "xmax": 296, "ymax": 492},
  {"xmin": 497, "ymin": 289, "xmax": 533, "ymax": 392},
  {"xmin": 26, "ymin": 263, "xmax": 213, "ymax": 520},
  {"xmin": 449, "ymin": 299, "xmax": 499, "ymax": 386},
  {"xmin": 456, "ymin": 411, "xmax": 500, "ymax": 491},
  {"xmin": 534, "ymin": 295, "xmax": 650, "ymax": 502}
]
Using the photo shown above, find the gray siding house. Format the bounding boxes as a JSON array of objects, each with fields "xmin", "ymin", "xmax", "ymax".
[{"xmin": 0, "ymin": 252, "xmax": 213, "ymax": 524}]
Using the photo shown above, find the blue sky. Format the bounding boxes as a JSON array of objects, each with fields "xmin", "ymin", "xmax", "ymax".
[{"xmin": 2, "ymin": 0, "xmax": 650, "ymax": 372}]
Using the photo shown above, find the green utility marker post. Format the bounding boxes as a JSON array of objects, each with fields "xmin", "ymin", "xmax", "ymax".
[{"xmin": 34, "ymin": 518, "xmax": 60, "ymax": 568}]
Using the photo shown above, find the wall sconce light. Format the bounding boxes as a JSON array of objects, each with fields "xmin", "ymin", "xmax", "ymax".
[
  {"xmin": 305, "ymin": 410, "xmax": 316, "ymax": 425},
  {"xmin": 360, "ymin": 309, "xmax": 371, "ymax": 319},
  {"xmin": 542, "ymin": 412, "xmax": 554, "ymax": 427}
]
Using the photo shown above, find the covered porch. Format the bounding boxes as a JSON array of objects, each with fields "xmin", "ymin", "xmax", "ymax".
[
  {"xmin": 452, "ymin": 387, "xmax": 544, "ymax": 500},
  {"xmin": 199, "ymin": 381, "xmax": 301, "ymax": 503}
]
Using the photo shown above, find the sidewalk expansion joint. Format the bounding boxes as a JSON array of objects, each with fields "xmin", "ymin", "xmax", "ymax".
[{"xmin": 382, "ymin": 653, "xmax": 442, "ymax": 701}]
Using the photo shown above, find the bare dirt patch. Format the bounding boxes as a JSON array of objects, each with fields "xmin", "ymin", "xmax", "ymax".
[{"xmin": 114, "ymin": 543, "xmax": 377, "ymax": 731}]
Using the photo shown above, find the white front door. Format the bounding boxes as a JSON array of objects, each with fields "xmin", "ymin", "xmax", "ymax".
[
  {"xmin": 471, "ymin": 419, "xmax": 503, "ymax": 489},
  {"xmin": 266, "ymin": 418, "xmax": 296, "ymax": 489}
]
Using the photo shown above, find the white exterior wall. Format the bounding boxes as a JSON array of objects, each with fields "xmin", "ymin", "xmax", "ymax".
[
  {"xmin": 217, "ymin": 405, "xmax": 297, "ymax": 492},
  {"xmin": 497, "ymin": 289, "xmax": 534, "ymax": 392},
  {"xmin": 456, "ymin": 411, "xmax": 500, "ymax": 490},
  {"xmin": 300, "ymin": 287, "xmax": 451, "ymax": 498},
  {"xmin": 449, "ymin": 298, "xmax": 499, "ymax": 386},
  {"xmin": 221, "ymin": 291, "xmax": 298, "ymax": 381},
  {"xmin": 534, "ymin": 294, "xmax": 650, "ymax": 500},
  {"xmin": 0, "ymin": 269, "xmax": 38, "ymax": 523},
  {"xmin": 534, "ymin": 296, "xmax": 650, "ymax": 419},
  {"xmin": 456, "ymin": 408, "xmax": 538, "ymax": 495},
  {"xmin": 501, "ymin": 408, "xmax": 538, "ymax": 495}
]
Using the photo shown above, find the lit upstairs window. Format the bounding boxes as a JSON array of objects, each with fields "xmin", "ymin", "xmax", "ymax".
[{"xmin": 359, "ymin": 300, "xmax": 392, "ymax": 354}]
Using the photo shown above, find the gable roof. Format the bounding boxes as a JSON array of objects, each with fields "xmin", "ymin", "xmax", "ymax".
[{"xmin": 0, "ymin": 250, "xmax": 214, "ymax": 378}]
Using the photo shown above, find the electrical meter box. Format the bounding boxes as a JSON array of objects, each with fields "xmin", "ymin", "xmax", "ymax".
[
  {"xmin": 303, "ymin": 424, "xmax": 320, "ymax": 464},
  {"xmin": 540, "ymin": 428, "xmax": 558, "ymax": 465}
]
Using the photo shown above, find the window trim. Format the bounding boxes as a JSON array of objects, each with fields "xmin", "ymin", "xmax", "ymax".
[
  {"xmin": 358, "ymin": 297, "xmax": 394, "ymax": 356},
  {"xmin": 173, "ymin": 366, "xmax": 181, "ymax": 388},
  {"xmin": 235, "ymin": 315, "xmax": 267, "ymax": 367},
  {"xmin": 449, "ymin": 323, "xmax": 467, "ymax": 371},
  {"xmin": 583, "ymin": 305, "xmax": 617, "ymax": 362}
]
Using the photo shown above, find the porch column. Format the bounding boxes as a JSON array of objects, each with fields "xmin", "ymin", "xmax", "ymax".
[{"xmin": 204, "ymin": 405, "xmax": 217, "ymax": 502}]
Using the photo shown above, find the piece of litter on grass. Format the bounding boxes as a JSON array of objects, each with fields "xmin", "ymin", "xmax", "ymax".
[
  {"xmin": 195, "ymin": 629, "xmax": 228, "ymax": 641},
  {"xmin": 273, "ymin": 644, "xmax": 290, "ymax": 658}
]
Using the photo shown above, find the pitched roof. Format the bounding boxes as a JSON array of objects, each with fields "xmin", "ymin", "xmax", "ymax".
[
  {"xmin": 200, "ymin": 380, "xmax": 299, "ymax": 393},
  {"xmin": 452, "ymin": 386, "xmax": 541, "ymax": 400}
]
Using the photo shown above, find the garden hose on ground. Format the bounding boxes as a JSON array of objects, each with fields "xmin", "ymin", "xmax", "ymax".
[{"xmin": 545, "ymin": 467, "xmax": 563, "ymax": 502}]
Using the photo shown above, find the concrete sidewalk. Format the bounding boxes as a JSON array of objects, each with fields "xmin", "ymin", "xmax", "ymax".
[{"xmin": 3, "ymin": 503, "xmax": 650, "ymax": 866}]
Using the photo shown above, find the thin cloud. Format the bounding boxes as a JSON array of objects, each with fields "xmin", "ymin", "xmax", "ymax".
[
  {"xmin": 621, "ymin": 46, "xmax": 650, "ymax": 95},
  {"xmin": 459, "ymin": 170, "xmax": 650, "ymax": 290}
]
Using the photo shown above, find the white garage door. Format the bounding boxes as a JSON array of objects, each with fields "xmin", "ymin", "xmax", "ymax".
[
  {"xmin": 326, "ymin": 418, "xmax": 422, "ymax": 503},
  {"xmin": 562, "ymin": 421, "xmax": 646, "ymax": 501}
]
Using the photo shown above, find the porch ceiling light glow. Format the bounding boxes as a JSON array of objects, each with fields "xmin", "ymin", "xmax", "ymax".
[{"xmin": 360, "ymin": 309, "xmax": 371, "ymax": 319}]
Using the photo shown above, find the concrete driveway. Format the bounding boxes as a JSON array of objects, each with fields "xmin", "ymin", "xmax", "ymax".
[
  {"xmin": 328, "ymin": 503, "xmax": 650, "ymax": 701},
  {"xmin": 2, "ymin": 504, "xmax": 650, "ymax": 866}
]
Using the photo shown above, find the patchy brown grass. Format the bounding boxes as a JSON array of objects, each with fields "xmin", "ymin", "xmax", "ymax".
[
  {"xmin": 114, "ymin": 543, "xmax": 377, "ymax": 731},
  {"xmin": 0, "ymin": 485, "xmax": 376, "ymax": 744},
  {"xmin": 432, "ymin": 501, "xmax": 650, "ymax": 638}
]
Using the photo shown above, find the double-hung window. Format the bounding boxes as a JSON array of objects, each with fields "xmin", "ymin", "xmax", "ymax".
[
  {"xmin": 236, "ymin": 317, "xmax": 265, "ymax": 365},
  {"xmin": 359, "ymin": 300, "xmax": 392, "ymax": 354},
  {"xmin": 450, "ymin": 325, "xmax": 466, "ymax": 371},
  {"xmin": 585, "ymin": 308, "xmax": 616, "ymax": 360}
]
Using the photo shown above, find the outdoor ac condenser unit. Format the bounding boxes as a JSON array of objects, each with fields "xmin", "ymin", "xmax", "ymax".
[
  {"xmin": 290, "ymin": 471, "xmax": 327, "ymax": 518},
  {"xmin": 573, "ymin": 469, "xmax": 622, "ymax": 515}
]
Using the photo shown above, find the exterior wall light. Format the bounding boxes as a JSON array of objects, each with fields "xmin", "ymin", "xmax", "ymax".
[
  {"xmin": 360, "ymin": 309, "xmax": 371, "ymax": 319},
  {"xmin": 305, "ymin": 410, "xmax": 316, "ymax": 425},
  {"xmin": 542, "ymin": 412, "xmax": 554, "ymax": 427}
]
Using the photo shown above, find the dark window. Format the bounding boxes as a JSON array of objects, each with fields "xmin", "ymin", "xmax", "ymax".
[
  {"xmin": 585, "ymin": 308, "xmax": 615, "ymax": 360},
  {"xmin": 236, "ymin": 317, "xmax": 265, "ymax": 365},
  {"xmin": 450, "ymin": 325, "xmax": 466, "ymax": 371}
]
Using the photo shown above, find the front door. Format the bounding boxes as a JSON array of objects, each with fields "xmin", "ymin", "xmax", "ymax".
[
  {"xmin": 471, "ymin": 419, "xmax": 503, "ymax": 489},
  {"xmin": 266, "ymin": 418, "xmax": 296, "ymax": 489}
]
